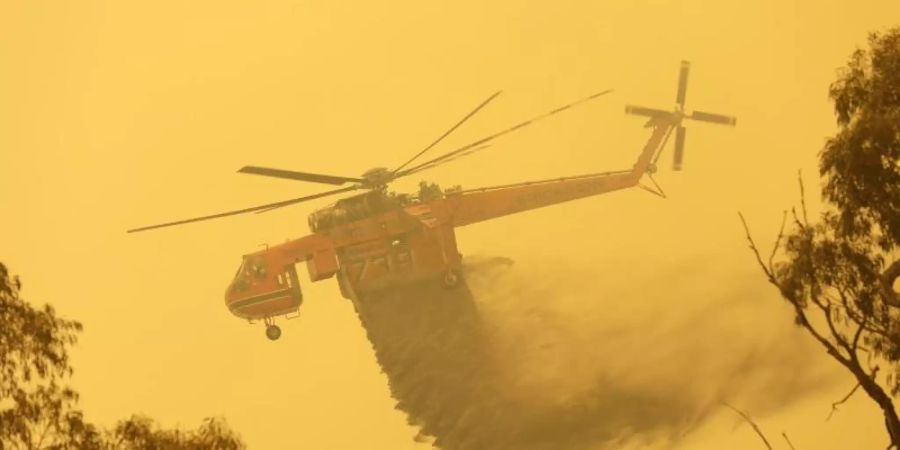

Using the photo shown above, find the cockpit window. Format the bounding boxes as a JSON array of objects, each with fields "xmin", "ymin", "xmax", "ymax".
[
  {"xmin": 275, "ymin": 271, "xmax": 294, "ymax": 288},
  {"xmin": 244, "ymin": 256, "xmax": 267, "ymax": 279},
  {"xmin": 229, "ymin": 278, "xmax": 249, "ymax": 293},
  {"xmin": 230, "ymin": 256, "xmax": 267, "ymax": 294}
]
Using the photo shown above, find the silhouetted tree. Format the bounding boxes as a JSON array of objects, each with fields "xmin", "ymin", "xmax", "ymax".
[
  {"xmin": 105, "ymin": 415, "xmax": 244, "ymax": 450},
  {"xmin": 0, "ymin": 262, "xmax": 245, "ymax": 449},
  {"xmin": 0, "ymin": 262, "xmax": 103, "ymax": 449},
  {"xmin": 741, "ymin": 27, "xmax": 900, "ymax": 448}
]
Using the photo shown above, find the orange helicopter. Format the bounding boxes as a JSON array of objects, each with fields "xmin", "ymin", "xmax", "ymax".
[{"xmin": 129, "ymin": 61, "xmax": 735, "ymax": 340}]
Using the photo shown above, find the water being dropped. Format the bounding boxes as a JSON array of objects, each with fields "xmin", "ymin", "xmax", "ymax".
[{"xmin": 350, "ymin": 255, "xmax": 835, "ymax": 450}]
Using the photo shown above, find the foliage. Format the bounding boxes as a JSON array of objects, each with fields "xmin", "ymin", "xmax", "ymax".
[
  {"xmin": 0, "ymin": 262, "xmax": 245, "ymax": 449},
  {"xmin": 822, "ymin": 28, "xmax": 900, "ymax": 251},
  {"xmin": 741, "ymin": 27, "xmax": 900, "ymax": 448},
  {"xmin": 0, "ymin": 262, "xmax": 103, "ymax": 449},
  {"xmin": 105, "ymin": 415, "xmax": 244, "ymax": 450}
]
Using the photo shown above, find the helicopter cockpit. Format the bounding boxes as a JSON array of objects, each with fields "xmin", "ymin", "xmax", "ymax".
[
  {"xmin": 226, "ymin": 254, "xmax": 268, "ymax": 296},
  {"xmin": 225, "ymin": 251, "xmax": 303, "ymax": 326}
]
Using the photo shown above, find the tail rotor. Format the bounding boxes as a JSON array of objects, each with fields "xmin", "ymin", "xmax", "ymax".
[{"xmin": 625, "ymin": 60, "xmax": 736, "ymax": 171}]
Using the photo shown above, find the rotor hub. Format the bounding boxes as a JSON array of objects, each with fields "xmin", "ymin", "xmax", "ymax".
[{"xmin": 361, "ymin": 167, "xmax": 393, "ymax": 187}]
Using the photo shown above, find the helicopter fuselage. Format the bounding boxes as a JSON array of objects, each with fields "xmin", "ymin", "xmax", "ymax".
[{"xmin": 224, "ymin": 121, "xmax": 671, "ymax": 324}]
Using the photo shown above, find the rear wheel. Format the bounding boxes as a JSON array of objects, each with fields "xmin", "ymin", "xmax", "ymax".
[{"xmin": 266, "ymin": 324, "xmax": 282, "ymax": 341}]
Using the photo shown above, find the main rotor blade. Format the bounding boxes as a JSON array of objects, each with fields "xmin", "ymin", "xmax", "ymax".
[
  {"xmin": 126, "ymin": 186, "xmax": 359, "ymax": 233},
  {"xmin": 399, "ymin": 144, "xmax": 492, "ymax": 177},
  {"xmin": 675, "ymin": 60, "xmax": 690, "ymax": 107},
  {"xmin": 396, "ymin": 89, "xmax": 614, "ymax": 178},
  {"xmin": 238, "ymin": 166, "xmax": 363, "ymax": 185},
  {"xmin": 689, "ymin": 110, "xmax": 736, "ymax": 126},
  {"xmin": 392, "ymin": 90, "xmax": 503, "ymax": 175}
]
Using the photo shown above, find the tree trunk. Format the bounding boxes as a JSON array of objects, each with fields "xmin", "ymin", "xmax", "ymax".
[{"xmin": 852, "ymin": 363, "xmax": 900, "ymax": 447}]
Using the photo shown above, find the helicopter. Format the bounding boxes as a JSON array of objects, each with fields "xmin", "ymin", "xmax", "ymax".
[{"xmin": 128, "ymin": 61, "xmax": 736, "ymax": 341}]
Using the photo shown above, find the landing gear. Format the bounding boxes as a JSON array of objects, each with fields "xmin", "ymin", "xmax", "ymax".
[
  {"xmin": 441, "ymin": 269, "xmax": 462, "ymax": 290},
  {"xmin": 266, "ymin": 324, "xmax": 282, "ymax": 341},
  {"xmin": 263, "ymin": 317, "xmax": 281, "ymax": 341}
]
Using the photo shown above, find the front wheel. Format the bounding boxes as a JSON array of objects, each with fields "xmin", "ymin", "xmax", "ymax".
[
  {"xmin": 441, "ymin": 269, "xmax": 462, "ymax": 290},
  {"xmin": 266, "ymin": 324, "xmax": 282, "ymax": 341}
]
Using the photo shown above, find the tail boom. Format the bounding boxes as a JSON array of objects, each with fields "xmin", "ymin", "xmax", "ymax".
[{"xmin": 440, "ymin": 122, "xmax": 674, "ymax": 227}]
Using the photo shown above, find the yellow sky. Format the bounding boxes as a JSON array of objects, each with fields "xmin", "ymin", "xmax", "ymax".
[{"xmin": 2, "ymin": 1, "xmax": 899, "ymax": 449}]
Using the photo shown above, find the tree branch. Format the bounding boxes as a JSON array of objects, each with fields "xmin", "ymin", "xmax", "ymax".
[
  {"xmin": 882, "ymin": 259, "xmax": 900, "ymax": 308},
  {"xmin": 723, "ymin": 403, "xmax": 773, "ymax": 450},
  {"xmin": 801, "ymin": 309, "xmax": 853, "ymax": 366},
  {"xmin": 769, "ymin": 211, "xmax": 789, "ymax": 271},
  {"xmin": 827, "ymin": 382, "xmax": 862, "ymax": 421},
  {"xmin": 738, "ymin": 212, "xmax": 777, "ymax": 281},
  {"xmin": 836, "ymin": 287, "xmax": 892, "ymax": 343},
  {"xmin": 797, "ymin": 170, "xmax": 809, "ymax": 226},
  {"xmin": 790, "ymin": 207, "xmax": 805, "ymax": 232},
  {"xmin": 803, "ymin": 278, "xmax": 853, "ymax": 358},
  {"xmin": 852, "ymin": 310, "xmax": 867, "ymax": 352},
  {"xmin": 738, "ymin": 212, "xmax": 852, "ymax": 365},
  {"xmin": 33, "ymin": 418, "xmax": 52, "ymax": 450},
  {"xmin": 819, "ymin": 300, "xmax": 853, "ymax": 356},
  {"xmin": 782, "ymin": 431, "xmax": 796, "ymax": 450}
]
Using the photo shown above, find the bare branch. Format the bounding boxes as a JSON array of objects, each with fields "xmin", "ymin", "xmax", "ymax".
[
  {"xmin": 768, "ymin": 211, "xmax": 789, "ymax": 272},
  {"xmin": 723, "ymin": 403, "xmax": 773, "ymax": 450},
  {"xmin": 790, "ymin": 207, "xmax": 805, "ymax": 231},
  {"xmin": 782, "ymin": 431, "xmax": 796, "ymax": 450},
  {"xmin": 797, "ymin": 170, "xmax": 809, "ymax": 226},
  {"xmin": 738, "ymin": 212, "xmax": 777, "ymax": 281},
  {"xmin": 827, "ymin": 383, "xmax": 862, "ymax": 421}
]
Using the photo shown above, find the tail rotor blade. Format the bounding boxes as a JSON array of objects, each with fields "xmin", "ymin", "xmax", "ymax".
[
  {"xmin": 675, "ymin": 61, "xmax": 690, "ymax": 107},
  {"xmin": 625, "ymin": 105, "xmax": 672, "ymax": 119},
  {"xmin": 690, "ymin": 110, "xmax": 737, "ymax": 126},
  {"xmin": 673, "ymin": 126, "xmax": 686, "ymax": 170}
]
